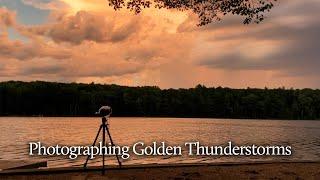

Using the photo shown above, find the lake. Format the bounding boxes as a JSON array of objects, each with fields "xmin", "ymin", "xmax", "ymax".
[{"xmin": 0, "ymin": 117, "xmax": 319, "ymax": 168}]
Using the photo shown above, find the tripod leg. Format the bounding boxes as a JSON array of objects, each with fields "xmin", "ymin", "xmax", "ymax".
[
  {"xmin": 84, "ymin": 125, "xmax": 103, "ymax": 168},
  {"xmin": 102, "ymin": 123, "xmax": 106, "ymax": 175},
  {"xmin": 105, "ymin": 126, "xmax": 122, "ymax": 167}
]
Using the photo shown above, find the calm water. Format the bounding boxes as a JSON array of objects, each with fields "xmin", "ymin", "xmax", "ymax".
[{"xmin": 0, "ymin": 117, "xmax": 319, "ymax": 168}]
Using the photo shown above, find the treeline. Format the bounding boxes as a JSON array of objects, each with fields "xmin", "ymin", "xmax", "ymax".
[{"xmin": 0, "ymin": 81, "xmax": 320, "ymax": 120}]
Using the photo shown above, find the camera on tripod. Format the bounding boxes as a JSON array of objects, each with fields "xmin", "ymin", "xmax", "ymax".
[
  {"xmin": 96, "ymin": 106, "xmax": 112, "ymax": 117},
  {"xmin": 84, "ymin": 105, "xmax": 122, "ymax": 173}
]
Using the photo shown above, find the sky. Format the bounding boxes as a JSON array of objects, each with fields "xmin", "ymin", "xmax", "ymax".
[{"xmin": 0, "ymin": 0, "xmax": 319, "ymax": 89}]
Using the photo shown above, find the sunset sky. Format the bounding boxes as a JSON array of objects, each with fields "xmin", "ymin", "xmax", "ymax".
[{"xmin": 0, "ymin": 0, "xmax": 319, "ymax": 89}]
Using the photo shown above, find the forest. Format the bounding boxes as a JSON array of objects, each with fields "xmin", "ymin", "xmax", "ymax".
[{"xmin": 0, "ymin": 81, "xmax": 319, "ymax": 120}]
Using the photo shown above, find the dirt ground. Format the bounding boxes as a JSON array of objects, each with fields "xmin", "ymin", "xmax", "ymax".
[{"xmin": 1, "ymin": 162, "xmax": 319, "ymax": 180}]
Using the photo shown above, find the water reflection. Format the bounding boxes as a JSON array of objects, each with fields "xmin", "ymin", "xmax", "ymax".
[{"xmin": 0, "ymin": 117, "xmax": 319, "ymax": 168}]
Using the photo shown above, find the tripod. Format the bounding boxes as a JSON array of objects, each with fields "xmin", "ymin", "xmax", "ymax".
[{"xmin": 84, "ymin": 115, "xmax": 122, "ymax": 174}]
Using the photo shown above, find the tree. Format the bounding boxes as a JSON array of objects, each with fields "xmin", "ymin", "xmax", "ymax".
[
  {"xmin": 108, "ymin": 0, "xmax": 276, "ymax": 26},
  {"xmin": 1, "ymin": 81, "xmax": 320, "ymax": 120}
]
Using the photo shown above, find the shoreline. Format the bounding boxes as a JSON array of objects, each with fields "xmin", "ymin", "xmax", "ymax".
[{"xmin": 1, "ymin": 161, "xmax": 319, "ymax": 179}]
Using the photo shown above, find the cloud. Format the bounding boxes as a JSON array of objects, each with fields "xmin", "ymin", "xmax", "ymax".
[
  {"xmin": 21, "ymin": 0, "xmax": 69, "ymax": 10},
  {"xmin": 0, "ymin": 32, "xmax": 72, "ymax": 60},
  {"xmin": 21, "ymin": 11, "xmax": 145, "ymax": 44},
  {"xmin": 1, "ymin": 0, "xmax": 320, "ymax": 88},
  {"xmin": 0, "ymin": 53, "xmax": 145, "ymax": 79},
  {"xmin": 0, "ymin": 7, "xmax": 16, "ymax": 27},
  {"xmin": 194, "ymin": 0, "xmax": 320, "ymax": 78}
]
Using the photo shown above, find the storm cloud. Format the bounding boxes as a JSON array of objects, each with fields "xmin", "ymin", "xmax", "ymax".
[
  {"xmin": 22, "ymin": 11, "xmax": 144, "ymax": 44},
  {"xmin": 0, "ymin": 0, "xmax": 320, "ymax": 88},
  {"xmin": 195, "ymin": 0, "xmax": 320, "ymax": 78}
]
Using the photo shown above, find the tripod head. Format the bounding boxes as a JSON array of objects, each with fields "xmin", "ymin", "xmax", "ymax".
[{"xmin": 96, "ymin": 106, "xmax": 112, "ymax": 118}]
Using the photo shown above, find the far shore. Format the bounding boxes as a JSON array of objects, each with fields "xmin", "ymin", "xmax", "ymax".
[{"xmin": 1, "ymin": 161, "xmax": 319, "ymax": 179}]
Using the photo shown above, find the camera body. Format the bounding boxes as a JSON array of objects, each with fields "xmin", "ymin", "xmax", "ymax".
[{"xmin": 96, "ymin": 106, "xmax": 112, "ymax": 117}]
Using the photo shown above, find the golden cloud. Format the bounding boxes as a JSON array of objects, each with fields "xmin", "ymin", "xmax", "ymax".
[
  {"xmin": 0, "ymin": 7, "xmax": 16, "ymax": 28},
  {"xmin": 1, "ymin": 0, "xmax": 320, "ymax": 89},
  {"xmin": 30, "ymin": 11, "xmax": 145, "ymax": 44}
]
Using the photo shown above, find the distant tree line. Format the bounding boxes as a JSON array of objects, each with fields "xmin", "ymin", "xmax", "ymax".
[{"xmin": 0, "ymin": 81, "xmax": 319, "ymax": 120}]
